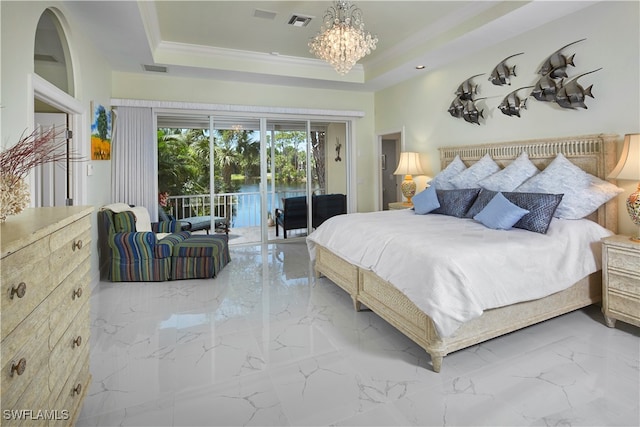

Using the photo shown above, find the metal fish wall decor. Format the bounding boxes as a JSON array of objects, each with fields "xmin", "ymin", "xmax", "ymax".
[
  {"xmin": 446, "ymin": 38, "xmax": 598, "ymax": 124},
  {"xmin": 449, "ymin": 74, "xmax": 486, "ymax": 125},
  {"xmin": 538, "ymin": 39, "xmax": 585, "ymax": 76},
  {"xmin": 555, "ymin": 68, "xmax": 602, "ymax": 109},
  {"xmin": 531, "ymin": 72, "xmax": 561, "ymax": 102},
  {"xmin": 455, "ymin": 74, "xmax": 484, "ymax": 101},
  {"xmin": 498, "ymin": 86, "xmax": 534, "ymax": 117},
  {"xmin": 448, "ymin": 97, "xmax": 465, "ymax": 118},
  {"xmin": 489, "ymin": 53, "xmax": 524, "ymax": 86},
  {"xmin": 462, "ymin": 98, "xmax": 486, "ymax": 125}
]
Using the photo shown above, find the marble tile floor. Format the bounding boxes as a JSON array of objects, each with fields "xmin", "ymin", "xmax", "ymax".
[{"xmin": 77, "ymin": 241, "xmax": 639, "ymax": 427}]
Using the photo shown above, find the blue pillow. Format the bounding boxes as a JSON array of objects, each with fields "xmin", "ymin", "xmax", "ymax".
[
  {"xmin": 473, "ymin": 192, "xmax": 529, "ymax": 230},
  {"xmin": 413, "ymin": 185, "xmax": 440, "ymax": 214},
  {"xmin": 467, "ymin": 189, "xmax": 563, "ymax": 234}
]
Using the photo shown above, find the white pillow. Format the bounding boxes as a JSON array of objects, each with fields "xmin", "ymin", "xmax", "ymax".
[
  {"xmin": 428, "ymin": 155, "xmax": 467, "ymax": 190},
  {"xmin": 479, "ymin": 152, "xmax": 539, "ymax": 192},
  {"xmin": 449, "ymin": 154, "xmax": 500, "ymax": 189},
  {"xmin": 515, "ymin": 153, "xmax": 591, "ymax": 194},
  {"xmin": 554, "ymin": 175, "xmax": 624, "ymax": 219}
]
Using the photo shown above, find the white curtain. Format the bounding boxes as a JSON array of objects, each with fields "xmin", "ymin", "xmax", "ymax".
[{"xmin": 111, "ymin": 106, "xmax": 158, "ymax": 220}]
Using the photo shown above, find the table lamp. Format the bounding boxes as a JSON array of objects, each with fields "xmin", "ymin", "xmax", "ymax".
[
  {"xmin": 393, "ymin": 152, "xmax": 425, "ymax": 205},
  {"xmin": 608, "ymin": 134, "xmax": 640, "ymax": 241}
]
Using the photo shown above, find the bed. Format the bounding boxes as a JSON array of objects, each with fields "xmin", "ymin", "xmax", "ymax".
[{"xmin": 307, "ymin": 134, "xmax": 620, "ymax": 373}]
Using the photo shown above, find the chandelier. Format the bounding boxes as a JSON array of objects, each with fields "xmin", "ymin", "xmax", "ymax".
[{"xmin": 309, "ymin": 1, "xmax": 378, "ymax": 75}]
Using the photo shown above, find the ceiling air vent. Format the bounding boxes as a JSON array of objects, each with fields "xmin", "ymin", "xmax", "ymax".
[
  {"xmin": 288, "ymin": 14, "xmax": 312, "ymax": 27},
  {"xmin": 142, "ymin": 64, "xmax": 167, "ymax": 73}
]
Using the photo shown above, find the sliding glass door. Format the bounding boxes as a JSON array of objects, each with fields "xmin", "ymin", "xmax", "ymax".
[
  {"xmin": 157, "ymin": 113, "xmax": 349, "ymax": 244},
  {"xmin": 211, "ymin": 116, "xmax": 261, "ymax": 244},
  {"xmin": 265, "ymin": 119, "xmax": 312, "ymax": 240}
]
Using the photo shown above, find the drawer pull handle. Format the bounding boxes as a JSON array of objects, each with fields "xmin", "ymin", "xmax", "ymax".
[
  {"xmin": 72, "ymin": 240, "xmax": 83, "ymax": 251},
  {"xmin": 73, "ymin": 336, "xmax": 82, "ymax": 348},
  {"xmin": 10, "ymin": 358, "xmax": 26, "ymax": 377},
  {"xmin": 73, "ymin": 383, "xmax": 82, "ymax": 395},
  {"xmin": 72, "ymin": 288, "xmax": 83, "ymax": 300},
  {"xmin": 10, "ymin": 282, "xmax": 26, "ymax": 299}
]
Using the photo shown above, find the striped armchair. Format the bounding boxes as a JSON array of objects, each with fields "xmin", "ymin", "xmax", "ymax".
[{"xmin": 99, "ymin": 208, "xmax": 191, "ymax": 281}]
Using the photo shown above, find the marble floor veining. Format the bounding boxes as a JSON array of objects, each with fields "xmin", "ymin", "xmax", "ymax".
[{"xmin": 77, "ymin": 241, "xmax": 639, "ymax": 426}]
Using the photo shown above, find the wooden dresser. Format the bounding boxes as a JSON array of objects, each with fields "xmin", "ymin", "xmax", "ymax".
[
  {"xmin": 602, "ymin": 235, "xmax": 640, "ymax": 328},
  {"xmin": 1, "ymin": 206, "xmax": 93, "ymax": 426}
]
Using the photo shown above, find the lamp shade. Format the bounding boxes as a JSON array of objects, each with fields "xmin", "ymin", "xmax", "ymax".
[
  {"xmin": 393, "ymin": 152, "xmax": 425, "ymax": 176},
  {"xmin": 608, "ymin": 134, "xmax": 640, "ymax": 180}
]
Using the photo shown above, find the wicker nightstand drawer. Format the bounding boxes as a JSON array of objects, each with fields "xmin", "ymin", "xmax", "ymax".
[
  {"xmin": 607, "ymin": 247, "xmax": 640, "ymax": 273},
  {"xmin": 602, "ymin": 235, "xmax": 640, "ymax": 328},
  {"xmin": 607, "ymin": 270, "xmax": 639, "ymax": 296}
]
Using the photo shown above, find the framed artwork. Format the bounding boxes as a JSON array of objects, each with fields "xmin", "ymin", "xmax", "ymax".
[{"xmin": 91, "ymin": 102, "xmax": 111, "ymax": 160}]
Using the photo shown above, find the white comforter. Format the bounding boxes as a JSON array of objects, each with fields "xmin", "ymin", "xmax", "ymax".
[{"xmin": 306, "ymin": 210, "xmax": 612, "ymax": 337}]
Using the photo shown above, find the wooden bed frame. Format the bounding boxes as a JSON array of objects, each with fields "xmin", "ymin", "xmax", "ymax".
[{"xmin": 314, "ymin": 134, "xmax": 620, "ymax": 372}]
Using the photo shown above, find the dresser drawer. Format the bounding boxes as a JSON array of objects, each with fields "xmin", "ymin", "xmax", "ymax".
[
  {"xmin": 1, "ymin": 367, "xmax": 51, "ymax": 427},
  {"xmin": 607, "ymin": 246, "xmax": 640, "ymax": 273},
  {"xmin": 1, "ymin": 298, "xmax": 51, "ymax": 411},
  {"xmin": 49, "ymin": 260, "xmax": 91, "ymax": 347},
  {"xmin": 49, "ymin": 216, "xmax": 91, "ymax": 286},
  {"xmin": 1, "ymin": 237, "xmax": 52, "ymax": 339},
  {"xmin": 49, "ymin": 301, "xmax": 90, "ymax": 400},
  {"xmin": 50, "ymin": 353, "xmax": 90, "ymax": 427}
]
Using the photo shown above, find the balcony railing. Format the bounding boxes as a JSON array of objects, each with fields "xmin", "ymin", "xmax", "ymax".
[{"xmin": 167, "ymin": 190, "xmax": 309, "ymax": 228}]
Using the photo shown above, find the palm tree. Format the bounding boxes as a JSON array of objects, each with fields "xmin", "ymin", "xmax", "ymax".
[
  {"xmin": 158, "ymin": 128, "xmax": 204, "ymax": 196},
  {"xmin": 310, "ymin": 130, "xmax": 326, "ymax": 191},
  {"xmin": 235, "ymin": 130, "xmax": 260, "ymax": 180},
  {"xmin": 214, "ymin": 130, "xmax": 239, "ymax": 193}
]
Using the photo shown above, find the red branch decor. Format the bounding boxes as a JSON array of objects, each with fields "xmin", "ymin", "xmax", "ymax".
[{"xmin": 0, "ymin": 128, "xmax": 82, "ymax": 186}]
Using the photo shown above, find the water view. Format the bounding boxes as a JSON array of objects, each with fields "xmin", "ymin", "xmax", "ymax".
[{"xmin": 231, "ymin": 182, "xmax": 309, "ymax": 228}]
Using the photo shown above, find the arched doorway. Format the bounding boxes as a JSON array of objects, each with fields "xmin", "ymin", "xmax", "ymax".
[{"xmin": 32, "ymin": 8, "xmax": 86, "ymax": 206}]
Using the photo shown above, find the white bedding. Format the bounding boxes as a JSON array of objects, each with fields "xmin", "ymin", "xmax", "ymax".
[{"xmin": 307, "ymin": 210, "xmax": 612, "ymax": 337}]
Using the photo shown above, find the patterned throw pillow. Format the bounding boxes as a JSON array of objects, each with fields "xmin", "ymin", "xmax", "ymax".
[
  {"xmin": 515, "ymin": 153, "xmax": 591, "ymax": 194},
  {"xmin": 473, "ymin": 192, "xmax": 530, "ymax": 230},
  {"xmin": 516, "ymin": 154, "xmax": 622, "ymax": 219},
  {"xmin": 478, "ymin": 152, "xmax": 540, "ymax": 192},
  {"xmin": 466, "ymin": 189, "xmax": 563, "ymax": 234},
  {"xmin": 431, "ymin": 188, "xmax": 481, "ymax": 218},
  {"xmin": 553, "ymin": 175, "xmax": 623, "ymax": 219},
  {"xmin": 449, "ymin": 154, "xmax": 501, "ymax": 189},
  {"xmin": 428, "ymin": 155, "xmax": 467, "ymax": 190}
]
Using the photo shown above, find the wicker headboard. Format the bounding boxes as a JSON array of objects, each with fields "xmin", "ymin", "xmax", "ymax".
[{"xmin": 439, "ymin": 134, "xmax": 619, "ymax": 232}]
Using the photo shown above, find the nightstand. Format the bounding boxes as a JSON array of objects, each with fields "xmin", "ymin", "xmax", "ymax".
[
  {"xmin": 388, "ymin": 202, "xmax": 412, "ymax": 210},
  {"xmin": 601, "ymin": 235, "xmax": 640, "ymax": 328}
]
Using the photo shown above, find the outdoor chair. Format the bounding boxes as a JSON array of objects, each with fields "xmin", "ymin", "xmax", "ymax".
[
  {"xmin": 159, "ymin": 204, "xmax": 229, "ymax": 235},
  {"xmin": 275, "ymin": 196, "xmax": 307, "ymax": 239},
  {"xmin": 275, "ymin": 194, "xmax": 346, "ymax": 238}
]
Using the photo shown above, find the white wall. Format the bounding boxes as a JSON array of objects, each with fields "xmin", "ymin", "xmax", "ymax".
[
  {"xmin": 1, "ymin": 1, "xmax": 114, "ymax": 282},
  {"xmin": 375, "ymin": 1, "xmax": 640, "ymax": 235}
]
